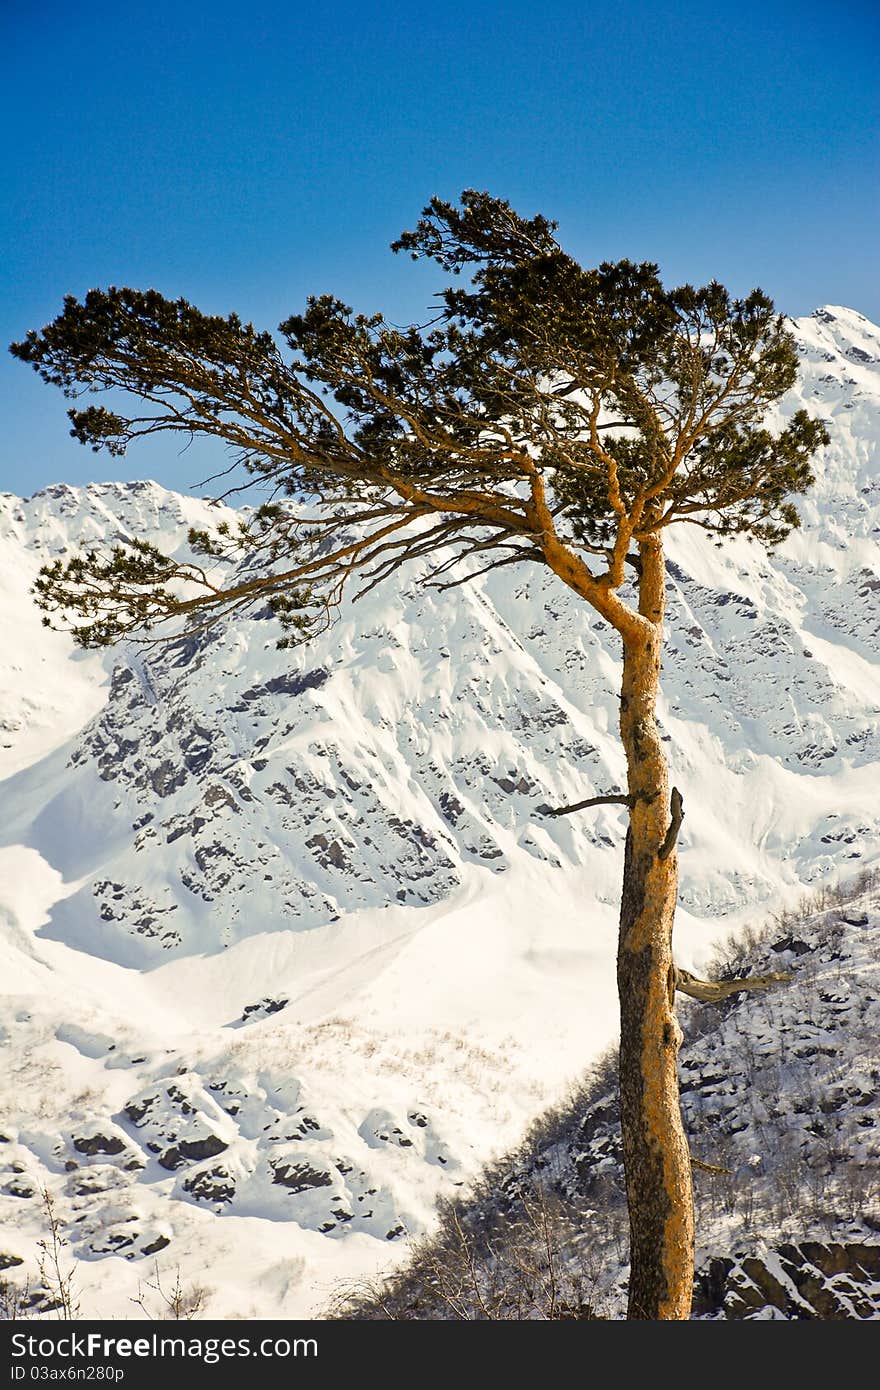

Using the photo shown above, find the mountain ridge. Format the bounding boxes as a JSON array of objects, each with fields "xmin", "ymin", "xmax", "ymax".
[{"xmin": 0, "ymin": 305, "xmax": 878, "ymax": 1318}]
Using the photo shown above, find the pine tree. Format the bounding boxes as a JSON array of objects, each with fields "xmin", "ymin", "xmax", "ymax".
[{"xmin": 11, "ymin": 191, "xmax": 828, "ymax": 1318}]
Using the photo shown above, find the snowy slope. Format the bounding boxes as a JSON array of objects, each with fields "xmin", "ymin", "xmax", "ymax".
[
  {"xmin": 341, "ymin": 873, "xmax": 880, "ymax": 1320},
  {"xmin": 0, "ymin": 307, "xmax": 878, "ymax": 1319},
  {"xmin": 0, "ymin": 481, "xmax": 236, "ymax": 781}
]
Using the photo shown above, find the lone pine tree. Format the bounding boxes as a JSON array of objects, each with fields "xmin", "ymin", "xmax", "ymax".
[{"xmin": 12, "ymin": 191, "xmax": 827, "ymax": 1319}]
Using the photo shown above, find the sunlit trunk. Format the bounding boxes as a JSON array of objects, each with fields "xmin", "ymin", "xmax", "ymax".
[{"xmin": 616, "ymin": 534, "xmax": 693, "ymax": 1319}]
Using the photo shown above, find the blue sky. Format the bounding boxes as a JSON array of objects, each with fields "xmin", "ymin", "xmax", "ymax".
[{"xmin": 2, "ymin": 0, "xmax": 877, "ymax": 496}]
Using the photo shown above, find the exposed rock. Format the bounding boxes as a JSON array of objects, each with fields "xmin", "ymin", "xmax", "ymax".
[
  {"xmin": 241, "ymin": 997, "xmax": 289, "ymax": 1023},
  {"xmin": 122, "ymin": 1079, "xmax": 233, "ymax": 1173},
  {"xmin": 270, "ymin": 1159, "xmax": 334, "ymax": 1194},
  {"xmin": 158, "ymin": 1135, "xmax": 228, "ymax": 1173},
  {"xmin": 182, "ymin": 1165, "xmax": 237, "ymax": 1204},
  {"xmin": 72, "ymin": 1132, "xmax": 125, "ymax": 1157},
  {"xmin": 2, "ymin": 1178, "xmax": 35, "ymax": 1199},
  {"xmin": 694, "ymin": 1243, "xmax": 880, "ymax": 1320}
]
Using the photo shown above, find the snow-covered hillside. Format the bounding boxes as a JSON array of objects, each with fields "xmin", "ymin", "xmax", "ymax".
[
  {"xmin": 341, "ymin": 873, "xmax": 880, "ymax": 1320},
  {"xmin": 0, "ymin": 307, "xmax": 878, "ymax": 1318}
]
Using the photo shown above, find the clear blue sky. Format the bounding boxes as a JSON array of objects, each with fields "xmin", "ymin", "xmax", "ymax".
[{"xmin": 2, "ymin": 0, "xmax": 877, "ymax": 497}]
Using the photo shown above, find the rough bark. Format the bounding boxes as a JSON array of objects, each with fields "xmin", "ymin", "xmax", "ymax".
[{"xmin": 616, "ymin": 533, "xmax": 694, "ymax": 1320}]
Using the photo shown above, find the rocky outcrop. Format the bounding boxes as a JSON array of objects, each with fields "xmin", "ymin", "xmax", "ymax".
[{"xmin": 694, "ymin": 1242, "xmax": 880, "ymax": 1319}]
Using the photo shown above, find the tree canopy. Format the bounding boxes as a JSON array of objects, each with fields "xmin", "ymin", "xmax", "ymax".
[{"xmin": 11, "ymin": 190, "xmax": 827, "ymax": 649}]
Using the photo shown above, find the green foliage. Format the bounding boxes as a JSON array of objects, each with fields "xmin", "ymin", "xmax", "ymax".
[
  {"xmin": 33, "ymin": 540, "xmax": 184, "ymax": 646},
  {"xmin": 10, "ymin": 191, "xmax": 829, "ymax": 647}
]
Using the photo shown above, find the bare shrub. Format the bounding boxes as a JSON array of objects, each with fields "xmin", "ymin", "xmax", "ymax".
[
  {"xmin": 36, "ymin": 1189, "xmax": 80, "ymax": 1320},
  {"xmin": 0, "ymin": 1275, "xmax": 34, "ymax": 1321},
  {"xmin": 131, "ymin": 1265, "xmax": 209, "ymax": 1320}
]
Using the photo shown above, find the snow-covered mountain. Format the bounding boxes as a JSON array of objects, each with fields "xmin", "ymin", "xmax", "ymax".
[{"xmin": 0, "ymin": 306, "xmax": 878, "ymax": 1319}]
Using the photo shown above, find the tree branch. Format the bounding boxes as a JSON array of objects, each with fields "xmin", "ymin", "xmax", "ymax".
[
  {"xmin": 542, "ymin": 793, "xmax": 632, "ymax": 818},
  {"xmin": 690, "ymin": 1157, "xmax": 732, "ymax": 1175},
  {"xmin": 674, "ymin": 966, "xmax": 791, "ymax": 1003},
  {"xmin": 657, "ymin": 786, "xmax": 684, "ymax": 860}
]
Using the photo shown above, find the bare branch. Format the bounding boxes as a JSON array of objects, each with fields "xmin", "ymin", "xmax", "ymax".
[
  {"xmin": 674, "ymin": 966, "xmax": 792, "ymax": 1003},
  {"xmin": 543, "ymin": 794, "xmax": 632, "ymax": 818},
  {"xmin": 690, "ymin": 1157, "xmax": 732, "ymax": 1176},
  {"xmin": 657, "ymin": 786, "xmax": 684, "ymax": 861}
]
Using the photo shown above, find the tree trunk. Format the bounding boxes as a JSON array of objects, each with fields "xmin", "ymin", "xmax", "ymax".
[{"xmin": 616, "ymin": 533, "xmax": 694, "ymax": 1319}]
